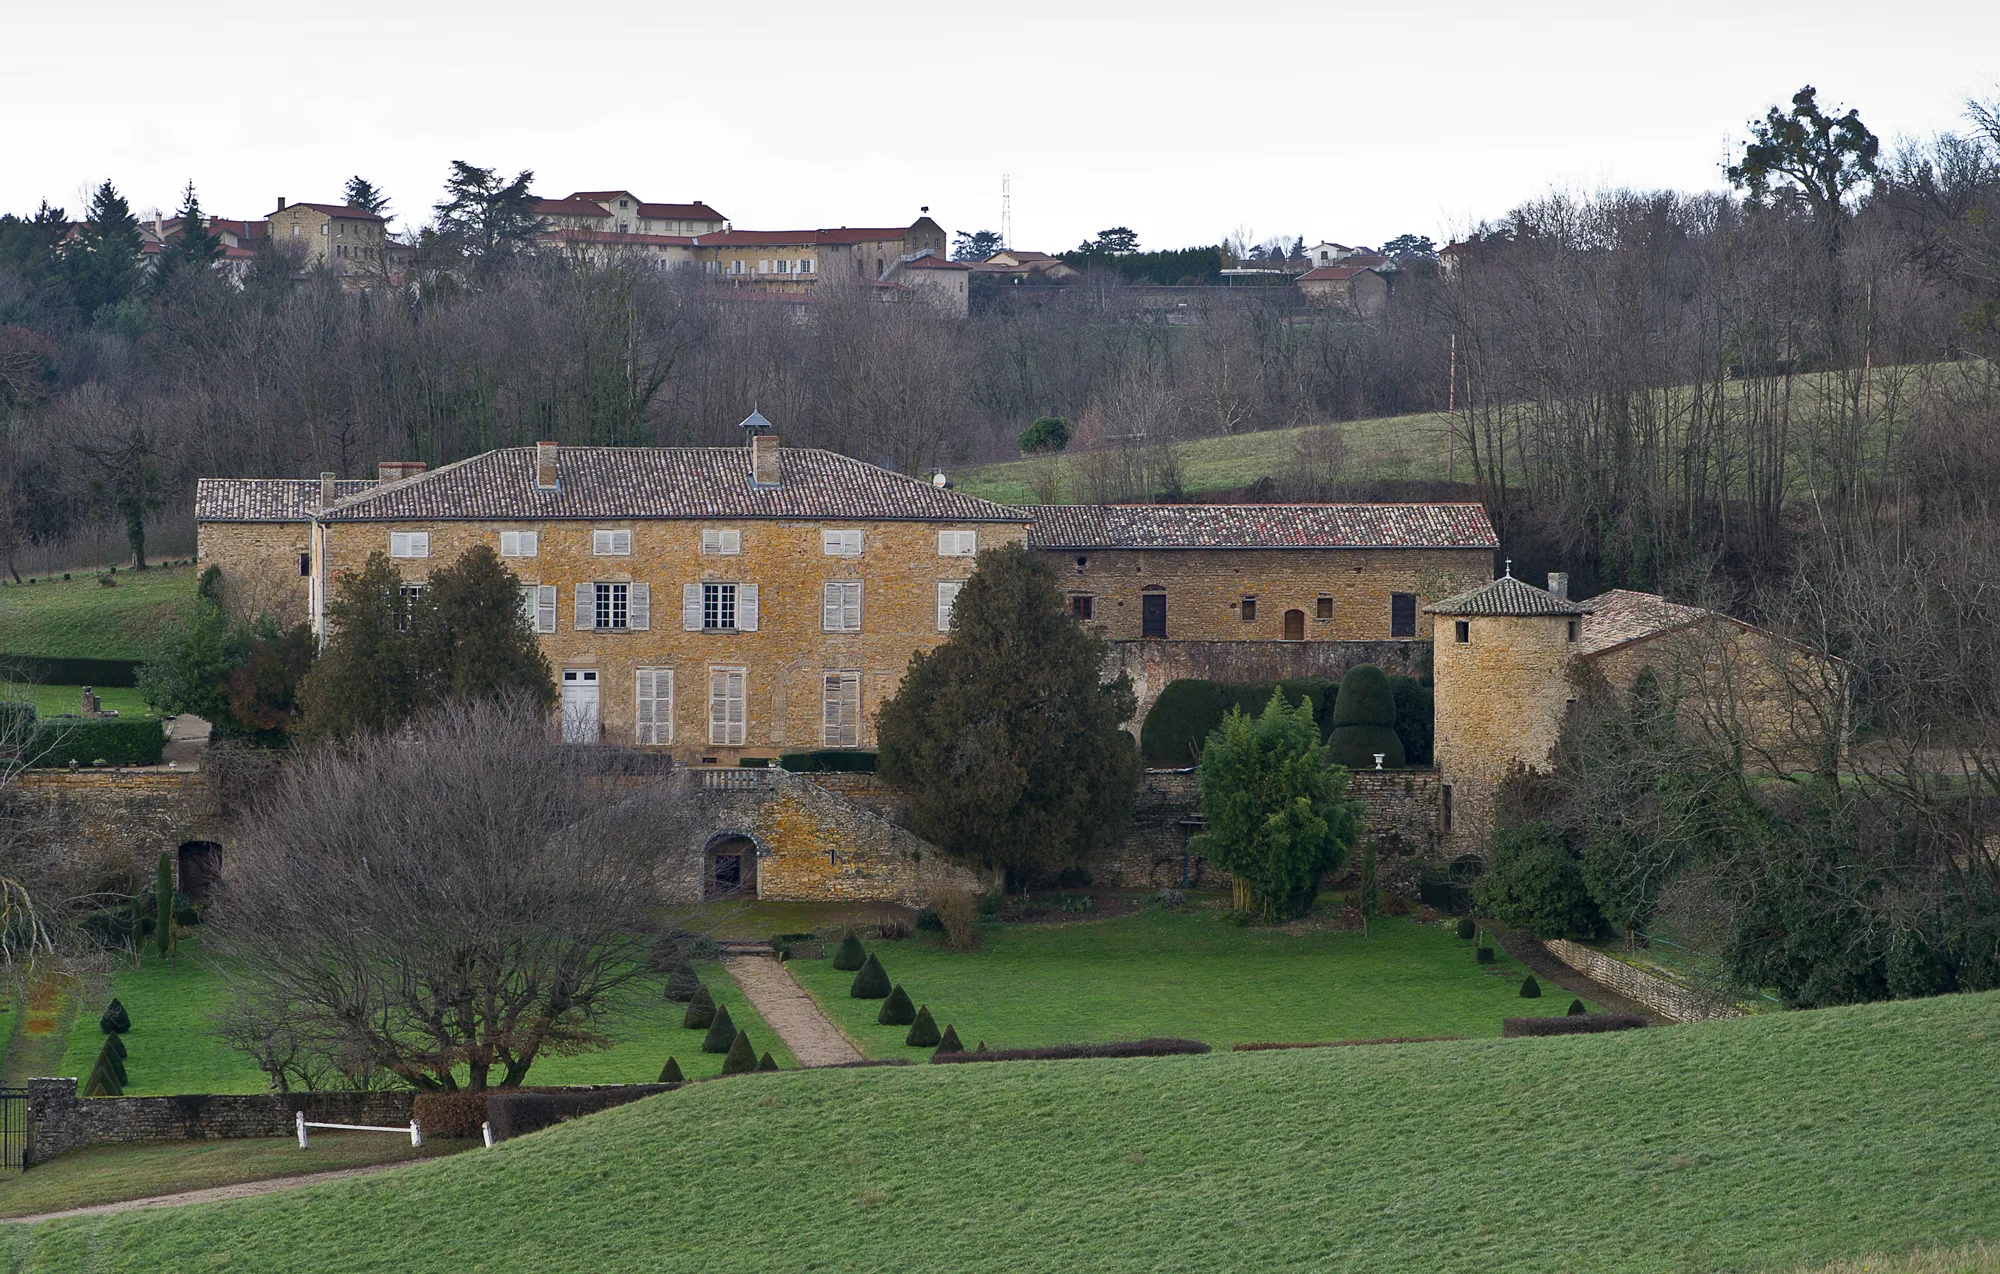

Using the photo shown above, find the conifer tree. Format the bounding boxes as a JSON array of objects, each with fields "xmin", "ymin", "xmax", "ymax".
[
  {"xmin": 877, "ymin": 984, "xmax": 916, "ymax": 1026},
  {"xmin": 701, "ymin": 1004, "xmax": 737, "ymax": 1053},
  {"xmin": 832, "ymin": 933, "xmax": 866, "ymax": 971},
  {"xmin": 849, "ymin": 953, "xmax": 890, "ymax": 999},
  {"xmin": 297, "ymin": 554, "xmax": 417, "ymax": 739},
  {"xmin": 1520, "ymin": 975, "xmax": 1542, "ymax": 998},
  {"xmin": 721, "ymin": 1029, "xmax": 756, "ymax": 1074},
  {"xmin": 343, "ymin": 176, "xmax": 391, "ymax": 217},
  {"xmin": 100, "ymin": 998, "xmax": 130, "ymax": 1034},
  {"xmin": 1567, "ymin": 999, "xmax": 1587, "ymax": 1016},
  {"xmin": 155, "ymin": 182, "xmax": 220, "ymax": 286},
  {"xmin": 658, "ymin": 1056, "xmax": 685, "ymax": 1083},
  {"xmin": 756, "ymin": 1052, "xmax": 777, "ymax": 1071},
  {"xmin": 906, "ymin": 1006, "xmax": 941, "ymax": 1048},
  {"xmin": 936, "ymin": 1024, "xmax": 963, "ymax": 1054},
  {"xmin": 409, "ymin": 546, "xmax": 555, "ymax": 712},
  {"xmin": 682, "ymin": 985, "xmax": 716, "ymax": 1030},
  {"xmin": 64, "ymin": 180, "xmax": 143, "ymax": 320}
]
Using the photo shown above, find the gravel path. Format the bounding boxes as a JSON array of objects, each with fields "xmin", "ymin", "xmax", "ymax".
[
  {"xmin": 722, "ymin": 956, "xmax": 862, "ymax": 1067},
  {"xmin": 1, "ymin": 1162, "xmax": 416, "ymax": 1224}
]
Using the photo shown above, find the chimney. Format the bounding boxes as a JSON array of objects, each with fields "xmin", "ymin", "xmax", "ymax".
[
  {"xmin": 751, "ymin": 432, "xmax": 781, "ymax": 487},
  {"xmin": 377, "ymin": 461, "xmax": 427, "ymax": 483},
  {"xmin": 536, "ymin": 441, "xmax": 560, "ymax": 491},
  {"xmin": 1547, "ymin": 572, "xmax": 1570, "ymax": 601},
  {"xmin": 276, "ymin": 196, "xmax": 286, "ymax": 211},
  {"xmin": 319, "ymin": 471, "xmax": 336, "ymax": 507}
]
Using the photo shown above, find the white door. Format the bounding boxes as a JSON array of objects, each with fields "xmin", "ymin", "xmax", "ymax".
[{"xmin": 561, "ymin": 669, "xmax": 600, "ymax": 743}]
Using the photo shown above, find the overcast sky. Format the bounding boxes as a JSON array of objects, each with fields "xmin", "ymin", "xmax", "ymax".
[{"xmin": 6, "ymin": 0, "xmax": 1996, "ymax": 253}]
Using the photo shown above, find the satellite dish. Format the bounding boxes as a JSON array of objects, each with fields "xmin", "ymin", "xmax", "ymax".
[{"xmin": 933, "ymin": 473, "xmax": 948, "ymax": 488}]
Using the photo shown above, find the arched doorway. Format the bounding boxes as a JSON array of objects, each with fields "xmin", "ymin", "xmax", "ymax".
[
  {"xmin": 1282, "ymin": 608, "xmax": 1306, "ymax": 641},
  {"xmin": 703, "ymin": 833, "xmax": 758, "ymax": 900},
  {"xmin": 178, "ymin": 841, "xmax": 222, "ymax": 903}
]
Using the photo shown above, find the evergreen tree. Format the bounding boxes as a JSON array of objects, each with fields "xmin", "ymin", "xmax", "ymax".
[
  {"xmin": 1192, "ymin": 688, "xmax": 1362, "ymax": 921},
  {"xmin": 877, "ymin": 984, "xmax": 916, "ymax": 1026},
  {"xmin": 1325, "ymin": 665, "xmax": 1405, "ymax": 769},
  {"xmin": 99, "ymin": 998, "xmax": 130, "ymax": 1034},
  {"xmin": 663, "ymin": 963, "xmax": 702, "ymax": 1002},
  {"xmin": 721, "ymin": 1029, "xmax": 756, "ymax": 1074},
  {"xmin": 849, "ymin": 954, "xmax": 890, "ymax": 999},
  {"xmin": 155, "ymin": 182, "xmax": 221, "ymax": 286},
  {"xmin": 64, "ymin": 180, "xmax": 144, "ymax": 320},
  {"xmin": 935, "ymin": 1025, "xmax": 963, "ymax": 1054},
  {"xmin": 296, "ymin": 553, "xmax": 417, "ymax": 739},
  {"xmin": 832, "ymin": 933, "xmax": 866, "ymax": 971},
  {"xmin": 756, "ymin": 1052, "xmax": 778, "ymax": 1071},
  {"xmin": 432, "ymin": 161, "xmax": 542, "ymax": 275},
  {"xmin": 343, "ymin": 176, "xmax": 391, "ymax": 217},
  {"xmin": 906, "ymin": 1006, "xmax": 941, "ymax": 1048},
  {"xmin": 410, "ymin": 546, "xmax": 555, "ymax": 712},
  {"xmin": 155, "ymin": 853, "xmax": 173, "ymax": 958},
  {"xmin": 1567, "ymin": 999, "xmax": 1588, "ymax": 1016},
  {"xmin": 105, "ymin": 1032, "xmax": 126, "ymax": 1059},
  {"xmin": 682, "ymin": 985, "xmax": 716, "ymax": 1030},
  {"xmin": 701, "ymin": 1004, "xmax": 737, "ymax": 1053},
  {"xmin": 878, "ymin": 544, "xmax": 1140, "ymax": 881},
  {"xmin": 658, "ymin": 1056, "xmax": 685, "ymax": 1083},
  {"xmin": 1520, "ymin": 975, "xmax": 1542, "ymax": 998}
]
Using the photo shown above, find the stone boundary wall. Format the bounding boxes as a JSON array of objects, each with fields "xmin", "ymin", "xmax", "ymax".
[
  {"xmin": 26, "ymin": 1078, "xmax": 415, "ymax": 1165},
  {"xmin": 1542, "ymin": 940, "xmax": 1748, "ymax": 1024},
  {"xmin": 9, "ymin": 769, "xmax": 221, "ymax": 888}
]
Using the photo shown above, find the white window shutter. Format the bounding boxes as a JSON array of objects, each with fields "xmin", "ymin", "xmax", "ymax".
[
  {"xmin": 519, "ymin": 585, "xmax": 538, "ymax": 627},
  {"xmin": 575, "ymin": 582, "xmax": 594, "ymax": 630},
  {"xmin": 821, "ymin": 582, "xmax": 840, "ymax": 631},
  {"xmin": 682, "ymin": 583, "xmax": 702, "ymax": 631},
  {"xmin": 537, "ymin": 584, "xmax": 557, "ymax": 633},
  {"xmin": 629, "ymin": 582, "xmax": 650, "ymax": 630},
  {"xmin": 738, "ymin": 583, "xmax": 759, "ymax": 631},
  {"xmin": 521, "ymin": 530, "xmax": 538, "ymax": 556}
]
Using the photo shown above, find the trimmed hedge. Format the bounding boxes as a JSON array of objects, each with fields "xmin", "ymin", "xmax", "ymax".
[
  {"xmin": 0, "ymin": 655, "xmax": 141, "ymax": 687},
  {"xmin": 1326, "ymin": 665, "xmax": 1405, "ymax": 769},
  {"xmin": 850, "ymin": 954, "xmax": 890, "ymax": 999},
  {"xmin": 485, "ymin": 1085, "xmax": 676, "ymax": 1143},
  {"xmin": 906, "ymin": 1006, "xmax": 941, "ymax": 1048},
  {"xmin": 1476, "ymin": 945, "xmax": 1496, "ymax": 964},
  {"xmin": 1139, "ymin": 678, "xmax": 1334, "ymax": 768},
  {"xmin": 1520, "ymin": 976, "xmax": 1542, "ymax": 998},
  {"xmin": 931, "ymin": 1039, "xmax": 1210, "ymax": 1064},
  {"xmin": 1231, "ymin": 1036, "xmax": 1465, "ymax": 1051},
  {"xmin": 936, "ymin": 1025, "xmax": 963, "ymax": 1054},
  {"xmin": 877, "ymin": 984, "xmax": 916, "ymax": 1026},
  {"xmin": 756, "ymin": 1052, "xmax": 778, "ymax": 1072},
  {"xmin": 28, "ymin": 718, "xmax": 165, "ymax": 768},
  {"xmin": 1567, "ymin": 999, "xmax": 1588, "ymax": 1016},
  {"xmin": 721, "ymin": 1030, "xmax": 757, "ymax": 1075},
  {"xmin": 701, "ymin": 1004, "xmax": 737, "ymax": 1053},
  {"xmin": 682, "ymin": 986, "xmax": 716, "ymax": 1030},
  {"xmin": 658, "ymin": 1056, "xmax": 685, "ymax": 1083},
  {"xmin": 1503, "ymin": 1014, "xmax": 1648, "ymax": 1038},
  {"xmin": 832, "ymin": 934, "xmax": 866, "ymax": 971},
  {"xmin": 99, "ymin": 999, "xmax": 130, "ymax": 1035},
  {"xmin": 413, "ymin": 1090, "xmax": 494, "ymax": 1139},
  {"xmin": 778, "ymin": 750, "xmax": 877, "ymax": 773}
]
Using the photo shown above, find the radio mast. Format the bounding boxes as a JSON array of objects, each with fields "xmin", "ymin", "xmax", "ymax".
[{"xmin": 1001, "ymin": 173, "xmax": 1012, "ymax": 249}]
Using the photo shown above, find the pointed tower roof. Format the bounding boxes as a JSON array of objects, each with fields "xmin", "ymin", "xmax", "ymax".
[
  {"xmin": 737, "ymin": 409, "xmax": 775, "ymax": 435},
  {"xmin": 1424, "ymin": 573, "xmax": 1592, "ymax": 617}
]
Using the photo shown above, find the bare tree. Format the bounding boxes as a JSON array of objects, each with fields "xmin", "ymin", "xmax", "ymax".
[{"xmin": 215, "ymin": 698, "xmax": 693, "ymax": 1091}]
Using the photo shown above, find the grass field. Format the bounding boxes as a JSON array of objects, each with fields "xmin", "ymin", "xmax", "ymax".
[
  {"xmin": 0, "ymin": 564, "xmax": 196, "ymax": 660},
  {"xmin": 787, "ymin": 908, "xmax": 1586, "ymax": 1057},
  {"xmin": 0, "ymin": 1136, "xmax": 473, "ymax": 1220},
  {"xmin": 1, "ymin": 685, "xmax": 153, "ymax": 719},
  {"xmin": 48, "ymin": 942, "xmax": 794, "ymax": 1095},
  {"xmin": 0, "ymin": 988, "xmax": 1993, "ymax": 1271},
  {"xmin": 955, "ymin": 410, "xmax": 1455, "ymax": 505}
]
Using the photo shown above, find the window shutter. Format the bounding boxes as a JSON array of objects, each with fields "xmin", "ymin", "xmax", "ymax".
[
  {"xmin": 822, "ymin": 582, "xmax": 841, "ymax": 631},
  {"xmin": 936, "ymin": 582, "xmax": 961, "ymax": 632},
  {"xmin": 682, "ymin": 583, "xmax": 702, "ymax": 630},
  {"xmin": 521, "ymin": 530, "xmax": 538, "ymax": 556},
  {"xmin": 629, "ymin": 582, "xmax": 650, "ymax": 630},
  {"xmin": 845, "ymin": 583, "xmax": 861, "ymax": 632},
  {"xmin": 738, "ymin": 583, "xmax": 759, "ymax": 631},
  {"xmin": 519, "ymin": 585, "xmax": 538, "ymax": 628},
  {"xmin": 575, "ymin": 582, "xmax": 594, "ymax": 629},
  {"xmin": 537, "ymin": 585, "xmax": 557, "ymax": 633}
]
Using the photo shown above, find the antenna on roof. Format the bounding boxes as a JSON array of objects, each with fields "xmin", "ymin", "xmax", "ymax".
[{"xmin": 1503, "ymin": 558, "xmax": 1513, "ymax": 578}]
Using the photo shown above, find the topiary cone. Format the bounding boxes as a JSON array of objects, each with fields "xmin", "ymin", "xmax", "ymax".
[
  {"xmin": 103, "ymin": 1047, "xmax": 127, "ymax": 1087},
  {"xmin": 701, "ymin": 1003, "xmax": 737, "ymax": 1053},
  {"xmin": 105, "ymin": 1032, "xmax": 127, "ymax": 1060},
  {"xmin": 1325, "ymin": 664, "xmax": 1406, "ymax": 769},
  {"xmin": 1567, "ymin": 999, "xmax": 1587, "ymax": 1016},
  {"xmin": 877, "ymin": 983, "xmax": 916, "ymax": 1025},
  {"xmin": 659, "ymin": 1056, "xmax": 685, "ymax": 1083},
  {"xmin": 721, "ymin": 1029, "xmax": 756, "ymax": 1075},
  {"xmin": 757, "ymin": 1052, "xmax": 778, "ymax": 1072},
  {"xmin": 936, "ymin": 1024, "xmax": 963, "ymax": 1054},
  {"xmin": 832, "ymin": 933, "xmax": 866, "ymax": 971},
  {"xmin": 1476, "ymin": 945, "xmax": 1495, "ymax": 965},
  {"xmin": 663, "ymin": 962, "xmax": 702, "ymax": 1003},
  {"xmin": 1456, "ymin": 916, "xmax": 1476, "ymax": 941},
  {"xmin": 1520, "ymin": 975, "xmax": 1541, "ymax": 998},
  {"xmin": 682, "ymin": 985, "xmax": 716, "ymax": 1030},
  {"xmin": 100, "ymin": 998, "xmax": 130, "ymax": 1035},
  {"xmin": 906, "ymin": 1006, "xmax": 941, "ymax": 1048},
  {"xmin": 850, "ymin": 953, "xmax": 890, "ymax": 999}
]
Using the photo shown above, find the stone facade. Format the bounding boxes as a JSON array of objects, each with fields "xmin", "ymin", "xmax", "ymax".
[
  {"xmin": 194, "ymin": 520, "xmax": 312, "ymax": 624},
  {"xmin": 8, "ymin": 770, "xmax": 220, "ymax": 891},
  {"xmin": 1542, "ymin": 940, "xmax": 1747, "ymax": 1023},
  {"xmin": 1107, "ymin": 637, "xmax": 1429, "ymax": 727},
  {"xmin": 1050, "ymin": 546, "xmax": 1490, "ymax": 644},
  {"xmin": 26, "ymin": 1078, "xmax": 414, "ymax": 1164},
  {"xmin": 1431, "ymin": 611, "xmax": 1578, "ymax": 850}
]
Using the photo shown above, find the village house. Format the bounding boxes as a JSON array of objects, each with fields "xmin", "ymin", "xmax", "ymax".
[
  {"xmin": 1296, "ymin": 263, "xmax": 1390, "ymax": 316},
  {"xmin": 968, "ymin": 249, "xmax": 1080, "ymax": 284},
  {"xmin": 263, "ymin": 198, "xmax": 398, "ymax": 286},
  {"xmin": 531, "ymin": 191, "xmax": 728, "ymax": 237}
]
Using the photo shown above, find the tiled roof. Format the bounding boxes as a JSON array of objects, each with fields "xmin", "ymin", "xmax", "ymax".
[
  {"xmin": 533, "ymin": 198, "xmax": 612, "ymax": 218},
  {"xmin": 901, "ymin": 256, "xmax": 972, "ymax": 270},
  {"xmin": 1424, "ymin": 574, "xmax": 1591, "ymax": 617},
  {"xmin": 693, "ymin": 227, "xmax": 911, "ymax": 247},
  {"xmin": 1299, "ymin": 265, "xmax": 1377, "ymax": 282},
  {"xmin": 538, "ymin": 229, "xmax": 694, "ymax": 247},
  {"xmin": 1021, "ymin": 503, "xmax": 1498, "ymax": 550},
  {"xmin": 195, "ymin": 477, "xmax": 377, "ymax": 522},
  {"xmin": 276, "ymin": 202, "xmax": 387, "ymax": 221},
  {"xmin": 314, "ymin": 446, "xmax": 1024, "ymax": 523},
  {"xmin": 1575, "ymin": 589, "xmax": 1708, "ymax": 654},
  {"xmin": 637, "ymin": 202, "xmax": 724, "ymax": 221}
]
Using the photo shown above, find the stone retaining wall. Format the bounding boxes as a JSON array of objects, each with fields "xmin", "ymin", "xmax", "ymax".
[
  {"xmin": 1542, "ymin": 940, "xmax": 1748, "ymax": 1023},
  {"xmin": 26, "ymin": 1078, "xmax": 415, "ymax": 1165},
  {"xmin": 8, "ymin": 770, "xmax": 221, "ymax": 889}
]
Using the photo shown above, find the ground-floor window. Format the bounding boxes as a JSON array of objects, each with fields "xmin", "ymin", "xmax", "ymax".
[
  {"xmin": 709, "ymin": 667, "xmax": 746, "ymax": 745},
  {"xmin": 636, "ymin": 667, "xmax": 673, "ymax": 745},
  {"xmin": 822, "ymin": 671, "xmax": 861, "ymax": 748}
]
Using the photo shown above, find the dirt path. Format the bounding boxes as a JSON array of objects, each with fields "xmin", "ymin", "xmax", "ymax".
[
  {"xmin": 0, "ymin": 1162, "xmax": 415, "ymax": 1224},
  {"xmin": 1485, "ymin": 924, "xmax": 1670, "ymax": 1025},
  {"xmin": 721, "ymin": 956, "xmax": 862, "ymax": 1067}
]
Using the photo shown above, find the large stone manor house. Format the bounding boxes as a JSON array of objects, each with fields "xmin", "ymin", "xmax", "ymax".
[{"xmin": 187, "ymin": 418, "xmax": 1831, "ymax": 895}]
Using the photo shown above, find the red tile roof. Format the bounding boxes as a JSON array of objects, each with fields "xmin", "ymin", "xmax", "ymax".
[
  {"xmin": 1022, "ymin": 503, "xmax": 1498, "ymax": 550},
  {"xmin": 1574, "ymin": 589, "xmax": 1711, "ymax": 654},
  {"xmin": 1298, "ymin": 265, "xmax": 1376, "ymax": 282},
  {"xmin": 693, "ymin": 227, "xmax": 912, "ymax": 247},
  {"xmin": 637, "ymin": 202, "xmax": 724, "ymax": 221},
  {"xmin": 533, "ymin": 198, "xmax": 613, "ymax": 218},
  {"xmin": 1424, "ymin": 574, "xmax": 1590, "ymax": 617},
  {"xmin": 538, "ymin": 229, "xmax": 695, "ymax": 247}
]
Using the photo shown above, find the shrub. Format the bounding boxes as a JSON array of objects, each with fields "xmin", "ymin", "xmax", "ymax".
[
  {"xmin": 105, "ymin": 1032, "xmax": 126, "ymax": 1059},
  {"xmin": 1473, "ymin": 822, "xmax": 1605, "ymax": 940},
  {"xmin": 850, "ymin": 953, "xmax": 890, "ymax": 999},
  {"xmin": 1139, "ymin": 677, "xmax": 1335, "ymax": 767},
  {"xmin": 412, "ymin": 1089, "xmax": 493, "ymax": 1138},
  {"xmin": 658, "ymin": 1056, "xmax": 685, "ymax": 1083},
  {"xmin": 1152, "ymin": 887, "xmax": 1186, "ymax": 910},
  {"xmin": 682, "ymin": 986, "xmax": 716, "ymax": 1030},
  {"xmin": 701, "ymin": 1004, "xmax": 737, "ymax": 1053},
  {"xmin": 1502, "ymin": 1014, "xmax": 1647, "ymax": 1038},
  {"xmin": 721, "ymin": 1030, "xmax": 756, "ymax": 1075},
  {"xmin": 1325, "ymin": 665, "xmax": 1405, "ymax": 769},
  {"xmin": 1476, "ymin": 945, "xmax": 1496, "ymax": 964},
  {"xmin": 878, "ymin": 984, "xmax": 916, "ymax": 1026},
  {"xmin": 1568, "ymin": 999, "xmax": 1587, "ymax": 1016},
  {"xmin": 0, "ymin": 655, "xmax": 141, "ymax": 687},
  {"xmin": 100, "ymin": 999, "xmax": 130, "ymax": 1034},
  {"xmin": 100, "ymin": 1045, "xmax": 127, "ymax": 1087},
  {"xmin": 777, "ymin": 750, "xmax": 877, "ymax": 773},
  {"xmin": 486, "ymin": 1086, "xmax": 675, "ymax": 1142},
  {"xmin": 1520, "ymin": 975, "xmax": 1542, "ymax": 998},
  {"xmin": 663, "ymin": 963, "xmax": 702, "ymax": 1003},
  {"xmin": 914, "ymin": 907, "xmax": 943, "ymax": 933},
  {"xmin": 926, "ymin": 888, "xmax": 982, "ymax": 952},
  {"xmin": 931, "ymin": 1039, "xmax": 1209, "ymax": 1064},
  {"xmin": 906, "ymin": 1006, "xmax": 941, "ymax": 1048},
  {"xmin": 1456, "ymin": 916, "xmax": 1477, "ymax": 941},
  {"xmin": 1017, "ymin": 415, "xmax": 1071, "ymax": 455},
  {"xmin": 936, "ymin": 1024, "xmax": 964, "ymax": 1054},
  {"xmin": 832, "ymin": 933, "xmax": 866, "ymax": 971},
  {"xmin": 84, "ymin": 1060, "xmax": 120, "ymax": 1097},
  {"xmin": 1388, "ymin": 676, "xmax": 1434, "ymax": 766},
  {"xmin": 29, "ymin": 718, "xmax": 165, "ymax": 768},
  {"xmin": 757, "ymin": 1052, "xmax": 778, "ymax": 1071}
]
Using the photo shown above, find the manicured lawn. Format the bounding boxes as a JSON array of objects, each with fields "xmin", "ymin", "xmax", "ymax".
[
  {"xmin": 4, "ymin": 685, "xmax": 153, "ymax": 720},
  {"xmin": 0, "ymin": 1136, "xmax": 473, "ymax": 1219},
  {"xmin": 47, "ymin": 942, "xmax": 794, "ymax": 1096},
  {"xmin": 1, "ymin": 989, "xmax": 1995, "ymax": 1271},
  {"xmin": 0, "ymin": 564, "xmax": 197, "ymax": 661},
  {"xmin": 788, "ymin": 907, "xmax": 1583, "ymax": 1056}
]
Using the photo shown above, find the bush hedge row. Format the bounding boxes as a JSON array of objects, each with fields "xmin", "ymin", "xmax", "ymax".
[
  {"xmin": 777, "ymin": 750, "xmax": 877, "ymax": 773},
  {"xmin": 931, "ymin": 1038, "xmax": 1209, "ymax": 1064},
  {"xmin": 25, "ymin": 718, "xmax": 165, "ymax": 768},
  {"xmin": 1502, "ymin": 1014, "xmax": 1648, "ymax": 1038},
  {"xmin": 0, "ymin": 656, "xmax": 141, "ymax": 687},
  {"xmin": 1139, "ymin": 672, "xmax": 1435, "ymax": 768}
]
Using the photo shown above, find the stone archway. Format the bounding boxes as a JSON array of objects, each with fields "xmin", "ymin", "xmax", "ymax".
[{"xmin": 702, "ymin": 831, "xmax": 760, "ymax": 900}]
